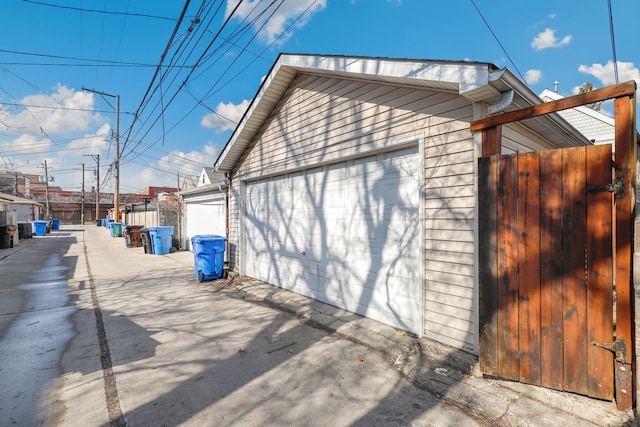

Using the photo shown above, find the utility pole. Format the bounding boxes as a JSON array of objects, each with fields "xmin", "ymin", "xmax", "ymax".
[
  {"xmin": 83, "ymin": 87, "xmax": 120, "ymax": 222},
  {"xmin": 43, "ymin": 160, "xmax": 51, "ymax": 219},
  {"xmin": 81, "ymin": 163, "xmax": 85, "ymax": 225},
  {"xmin": 84, "ymin": 154, "xmax": 99, "ymax": 222}
]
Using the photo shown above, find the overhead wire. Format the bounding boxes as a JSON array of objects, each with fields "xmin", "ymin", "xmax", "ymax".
[
  {"xmin": 134, "ymin": 0, "xmax": 224, "ymax": 147},
  {"xmin": 606, "ymin": 0, "xmax": 619, "ymax": 84},
  {"xmin": 7, "ymin": 0, "xmax": 321, "ymax": 190},
  {"xmin": 121, "ymin": 0, "xmax": 230, "ymax": 155},
  {"xmin": 141, "ymin": 0, "xmax": 318, "ymax": 157},
  {"xmin": 468, "ymin": 0, "xmax": 525, "ymax": 82},
  {"xmin": 0, "ymin": 48, "xmax": 192, "ymax": 68},
  {"xmin": 121, "ymin": 0, "xmax": 281, "ymax": 163},
  {"xmin": 119, "ymin": 0, "xmax": 194, "ymax": 155},
  {"xmin": 22, "ymin": 0, "xmax": 176, "ymax": 21}
]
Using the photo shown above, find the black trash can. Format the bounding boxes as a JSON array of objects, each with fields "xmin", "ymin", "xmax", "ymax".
[
  {"xmin": 18, "ymin": 223, "xmax": 32, "ymax": 239},
  {"xmin": 139, "ymin": 228, "xmax": 151, "ymax": 254},
  {"xmin": 0, "ymin": 225, "xmax": 17, "ymax": 248},
  {"xmin": 0, "ymin": 225, "xmax": 7, "ymax": 248}
]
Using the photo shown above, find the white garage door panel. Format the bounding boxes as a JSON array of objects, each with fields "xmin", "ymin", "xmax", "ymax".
[
  {"xmin": 244, "ymin": 145, "xmax": 422, "ymax": 334},
  {"xmin": 185, "ymin": 198, "xmax": 226, "ymax": 249}
]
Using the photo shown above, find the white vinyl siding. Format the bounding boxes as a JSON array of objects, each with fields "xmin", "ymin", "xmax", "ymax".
[{"xmin": 501, "ymin": 122, "xmax": 560, "ymax": 154}]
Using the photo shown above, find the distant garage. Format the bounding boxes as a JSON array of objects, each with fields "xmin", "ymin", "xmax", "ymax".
[
  {"xmin": 178, "ymin": 168, "xmax": 227, "ymax": 251},
  {"xmin": 185, "ymin": 196, "xmax": 226, "ymax": 240}
]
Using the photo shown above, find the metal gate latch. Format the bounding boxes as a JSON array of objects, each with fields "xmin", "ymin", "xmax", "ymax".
[
  {"xmin": 587, "ymin": 175, "xmax": 624, "ymax": 196},
  {"xmin": 592, "ymin": 338, "xmax": 628, "ymax": 362}
]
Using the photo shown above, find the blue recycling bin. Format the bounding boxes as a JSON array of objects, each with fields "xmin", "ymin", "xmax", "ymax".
[
  {"xmin": 33, "ymin": 220, "xmax": 48, "ymax": 237},
  {"xmin": 104, "ymin": 219, "xmax": 114, "ymax": 230},
  {"xmin": 51, "ymin": 218, "xmax": 61, "ymax": 230},
  {"xmin": 110, "ymin": 222, "xmax": 123, "ymax": 237},
  {"xmin": 147, "ymin": 226, "xmax": 173, "ymax": 255},
  {"xmin": 191, "ymin": 235, "xmax": 227, "ymax": 282}
]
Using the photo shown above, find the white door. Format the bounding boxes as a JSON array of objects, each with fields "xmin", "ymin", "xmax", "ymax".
[
  {"xmin": 243, "ymin": 145, "xmax": 423, "ymax": 334},
  {"xmin": 185, "ymin": 197, "xmax": 226, "ymax": 250}
]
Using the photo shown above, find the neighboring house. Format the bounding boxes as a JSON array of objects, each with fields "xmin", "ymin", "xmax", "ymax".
[
  {"xmin": 0, "ymin": 193, "xmax": 43, "ymax": 222},
  {"xmin": 0, "ymin": 193, "xmax": 43, "ymax": 243},
  {"xmin": 213, "ymin": 54, "xmax": 592, "ymax": 353},
  {"xmin": 539, "ymin": 88, "xmax": 615, "ymax": 149},
  {"xmin": 177, "ymin": 168, "xmax": 227, "ymax": 251},
  {"xmin": 181, "ymin": 175, "xmax": 199, "ymax": 191}
]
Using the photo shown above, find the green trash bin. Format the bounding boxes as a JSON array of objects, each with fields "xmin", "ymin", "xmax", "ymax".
[{"xmin": 110, "ymin": 222, "xmax": 123, "ymax": 237}]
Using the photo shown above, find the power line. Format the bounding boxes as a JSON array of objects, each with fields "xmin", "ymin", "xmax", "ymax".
[
  {"xmin": 121, "ymin": 0, "xmax": 279, "ymax": 161},
  {"xmin": 23, "ymin": 0, "xmax": 176, "ymax": 21},
  {"xmin": 121, "ymin": 0, "xmax": 228, "ymax": 153},
  {"xmin": 0, "ymin": 48, "xmax": 192, "ymax": 68},
  {"xmin": 0, "ymin": 101, "xmax": 133, "ymax": 115},
  {"xmin": 607, "ymin": 0, "xmax": 619, "ymax": 84},
  {"xmin": 138, "ymin": 0, "xmax": 316, "ymax": 156},
  {"xmin": 469, "ymin": 0, "xmax": 525, "ymax": 82},
  {"xmin": 119, "ymin": 0, "xmax": 195, "ymax": 155}
]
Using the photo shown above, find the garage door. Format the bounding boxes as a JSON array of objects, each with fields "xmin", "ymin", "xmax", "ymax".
[
  {"xmin": 244, "ymin": 145, "xmax": 423, "ymax": 334},
  {"xmin": 185, "ymin": 197, "xmax": 226, "ymax": 249}
]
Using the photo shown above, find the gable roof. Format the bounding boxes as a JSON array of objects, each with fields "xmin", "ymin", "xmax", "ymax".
[
  {"xmin": 213, "ymin": 53, "xmax": 590, "ymax": 172},
  {"xmin": 177, "ymin": 168, "xmax": 228, "ymax": 197},
  {"xmin": 539, "ymin": 88, "xmax": 615, "ymax": 146},
  {"xmin": 181, "ymin": 175, "xmax": 199, "ymax": 191},
  {"xmin": 0, "ymin": 192, "xmax": 42, "ymax": 207}
]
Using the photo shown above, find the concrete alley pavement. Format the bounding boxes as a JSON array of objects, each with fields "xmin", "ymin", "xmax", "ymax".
[{"xmin": 0, "ymin": 225, "xmax": 634, "ymax": 426}]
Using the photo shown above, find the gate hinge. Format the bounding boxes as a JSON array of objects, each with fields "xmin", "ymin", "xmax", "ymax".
[
  {"xmin": 587, "ymin": 175, "xmax": 624, "ymax": 197},
  {"xmin": 592, "ymin": 338, "xmax": 628, "ymax": 362}
]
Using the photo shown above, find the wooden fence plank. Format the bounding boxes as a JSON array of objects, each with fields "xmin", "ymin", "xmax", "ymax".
[
  {"xmin": 539, "ymin": 149, "xmax": 564, "ymax": 390},
  {"xmin": 518, "ymin": 152, "xmax": 541, "ymax": 385},
  {"xmin": 586, "ymin": 144, "xmax": 614, "ymax": 400},
  {"xmin": 562, "ymin": 147, "xmax": 589, "ymax": 395},
  {"xmin": 497, "ymin": 155, "xmax": 520, "ymax": 380},
  {"xmin": 478, "ymin": 155, "xmax": 499, "ymax": 375}
]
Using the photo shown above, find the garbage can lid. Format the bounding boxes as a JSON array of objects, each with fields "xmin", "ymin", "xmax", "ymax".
[{"xmin": 191, "ymin": 234, "xmax": 227, "ymax": 243}]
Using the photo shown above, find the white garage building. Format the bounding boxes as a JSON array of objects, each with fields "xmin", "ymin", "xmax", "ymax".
[
  {"xmin": 213, "ymin": 54, "xmax": 590, "ymax": 352},
  {"xmin": 178, "ymin": 168, "xmax": 227, "ymax": 251}
]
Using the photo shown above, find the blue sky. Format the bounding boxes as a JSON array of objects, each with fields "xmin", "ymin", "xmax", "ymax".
[{"xmin": 0, "ymin": 0, "xmax": 638, "ymax": 192}]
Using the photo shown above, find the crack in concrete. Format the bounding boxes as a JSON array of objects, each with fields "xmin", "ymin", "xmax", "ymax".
[{"xmin": 82, "ymin": 234, "xmax": 126, "ymax": 427}]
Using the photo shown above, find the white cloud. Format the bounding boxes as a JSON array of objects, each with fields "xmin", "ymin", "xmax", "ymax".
[
  {"xmin": 531, "ymin": 28, "xmax": 572, "ymax": 51},
  {"xmin": 122, "ymin": 145, "xmax": 219, "ymax": 191},
  {"xmin": 2, "ymin": 133, "xmax": 53, "ymax": 156},
  {"xmin": 226, "ymin": 0, "xmax": 327, "ymax": 44},
  {"xmin": 578, "ymin": 60, "xmax": 640, "ymax": 87},
  {"xmin": 525, "ymin": 69, "xmax": 543, "ymax": 85},
  {"xmin": 201, "ymin": 100, "xmax": 250, "ymax": 133},
  {"xmin": 65, "ymin": 123, "xmax": 111, "ymax": 157},
  {"xmin": 12, "ymin": 85, "xmax": 103, "ymax": 135}
]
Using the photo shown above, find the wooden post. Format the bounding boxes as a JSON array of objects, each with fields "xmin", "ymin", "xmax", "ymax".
[{"xmin": 613, "ymin": 93, "xmax": 636, "ymax": 411}]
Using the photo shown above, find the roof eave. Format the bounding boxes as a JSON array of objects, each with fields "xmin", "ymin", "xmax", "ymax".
[{"xmin": 212, "ymin": 54, "xmax": 498, "ymax": 173}]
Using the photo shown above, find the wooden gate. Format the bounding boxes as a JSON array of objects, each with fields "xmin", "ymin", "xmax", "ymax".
[
  {"xmin": 473, "ymin": 82, "xmax": 636, "ymax": 411},
  {"xmin": 478, "ymin": 144, "xmax": 615, "ymax": 399}
]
